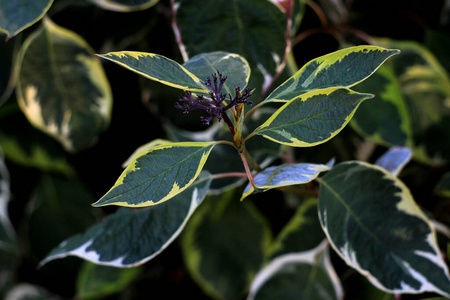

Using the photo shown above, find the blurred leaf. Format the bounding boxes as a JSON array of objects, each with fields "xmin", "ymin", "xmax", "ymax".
[
  {"xmin": 268, "ymin": 198, "xmax": 325, "ymax": 259},
  {"xmin": 263, "ymin": 46, "xmax": 399, "ymax": 103},
  {"xmin": 4, "ymin": 284, "xmax": 58, "ymax": 300},
  {"xmin": 89, "ymin": 0, "xmax": 158, "ymax": 12},
  {"xmin": 435, "ymin": 172, "xmax": 450, "ymax": 198},
  {"xmin": 174, "ymin": 0, "xmax": 287, "ymax": 99},
  {"xmin": 182, "ymin": 189, "xmax": 272, "ymax": 300},
  {"xmin": 183, "ymin": 52, "xmax": 251, "ymax": 94},
  {"xmin": 374, "ymin": 146, "xmax": 412, "ymax": 177},
  {"xmin": 254, "ymin": 87, "xmax": 372, "ymax": 147},
  {"xmin": 0, "ymin": 102, "xmax": 75, "ymax": 176},
  {"xmin": 0, "ymin": 37, "xmax": 20, "ymax": 105},
  {"xmin": 76, "ymin": 261, "xmax": 141, "ymax": 299},
  {"xmin": 40, "ymin": 175, "xmax": 211, "ymax": 267},
  {"xmin": 248, "ymin": 241, "xmax": 343, "ymax": 300},
  {"xmin": 318, "ymin": 161, "xmax": 450, "ymax": 297},
  {"xmin": 93, "ymin": 142, "xmax": 217, "ymax": 207},
  {"xmin": 28, "ymin": 174, "xmax": 97, "ymax": 260},
  {"xmin": 98, "ymin": 51, "xmax": 207, "ymax": 93},
  {"xmin": 351, "ymin": 64, "xmax": 412, "ymax": 147},
  {"xmin": 241, "ymin": 162, "xmax": 330, "ymax": 200},
  {"xmin": 16, "ymin": 18, "xmax": 112, "ymax": 152},
  {"xmin": 0, "ymin": 0, "xmax": 53, "ymax": 39},
  {"xmin": 374, "ymin": 39, "xmax": 450, "ymax": 165}
]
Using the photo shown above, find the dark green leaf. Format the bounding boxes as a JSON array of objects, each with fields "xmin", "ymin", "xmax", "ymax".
[
  {"xmin": 318, "ymin": 161, "xmax": 450, "ymax": 297},
  {"xmin": 40, "ymin": 175, "xmax": 211, "ymax": 267}
]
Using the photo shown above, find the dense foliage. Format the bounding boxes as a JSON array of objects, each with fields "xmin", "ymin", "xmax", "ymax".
[{"xmin": 1, "ymin": 0, "xmax": 450, "ymax": 299}]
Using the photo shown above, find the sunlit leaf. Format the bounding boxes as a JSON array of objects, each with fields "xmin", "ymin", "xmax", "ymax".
[
  {"xmin": 40, "ymin": 175, "xmax": 211, "ymax": 267},
  {"xmin": 16, "ymin": 18, "xmax": 112, "ymax": 152},
  {"xmin": 182, "ymin": 189, "xmax": 271, "ymax": 300},
  {"xmin": 98, "ymin": 51, "xmax": 207, "ymax": 93},
  {"xmin": 89, "ymin": 0, "xmax": 158, "ymax": 12},
  {"xmin": 253, "ymin": 87, "xmax": 372, "ymax": 147},
  {"xmin": 318, "ymin": 161, "xmax": 450, "ymax": 297},
  {"xmin": 263, "ymin": 46, "xmax": 399, "ymax": 103},
  {"xmin": 248, "ymin": 241, "xmax": 343, "ymax": 300},
  {"xmin": 93, "ymin": 141, "xmax": 217, "ymax": 207},
  {"xmin": 0, "ymin": 0, "xmax": 53, "ymax": 39},
  {"xmin": 375, "ymin": 146, "xmax": 412, "ymax": 177},
  {"xmin": 241, "ymin": 162, "xmax": 330, "ymax": 200}
]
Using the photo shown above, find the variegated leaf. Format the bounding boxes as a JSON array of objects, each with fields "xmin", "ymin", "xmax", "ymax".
[
  {"xmin": 318, "ymin": 161, "xmax": 450, "ymax": 297},
  {"xmin": 40, "ymin": 175, "xmax": 211, "ymax": 267},
  {"xmin": 89, "ymin": 0, "xmax": 158, "ymax": 12},
  {"xmin": 97, "ymin": 51, "xmax": 207, "ymax": 93},
  {"xmin": 263, "ymin": 46, "xmax": 399, "ymax": 103},
  {"xmin": 375, "ymin": 146, "xmax": 412, "ymax": 177},
  {"xmin": 253, "ymin": 87, "xmax": 372, "ymax": 147},
  {"xmin": 93, "ymin": 142, "xmax": 217, "ymax": 207}
]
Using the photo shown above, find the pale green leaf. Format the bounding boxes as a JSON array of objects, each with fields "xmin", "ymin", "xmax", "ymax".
[
  {"xmin": 264, "ymin": 46, "xmax": 399, "ymax": 103},
  {"xmin": 182, "ymin": 189, "xmax": 271, "ymax": 300},
  {"xmin": 40, "ymin": 175, "xmax": 211, "ymax": 267},
  {"xmin": 318, "ymin": 161, "xmax": 450, "ymax": 297},
  {"xmin": 93, "ymin": 142, "xmax": 217, "ymax": 207},
  {"xmin": 76, "ymin": 262, "xmax": 141, "ymax": 299},
  {"xmin": 16, "ymin": 18, "xmax": 112, "ymax": 152},
  {"xmin": 89, "ymin": 0, "xmax": 158, "ymax": 12},
  {"xmin": 98, "ymin": 51, "xmax": 207, "ymax": 93},
  {"xmin": 0, "ymin": 0, "xmax": 53, "ymax": 39},
  {"xmin": 248, "ymin": 241, "xmax": 343, "ymax": 300},
  {"xmin": 253, "ymin": 87, "xmax": 372, "ymax": 147}
]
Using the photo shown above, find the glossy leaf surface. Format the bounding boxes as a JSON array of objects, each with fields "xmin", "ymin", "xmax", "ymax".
[
  {"xmin": 174, "ymin": 0, "xmax": 287, "ymax": 96},
  {"xmin": 254, "ymin": 87, "xmax": 372, "ymax": 147},
  {"xmin": 248, "ymin": 241, "xmax": 343, "ymax": 300},
  {"xmin": 242, "ymin": 162, "xmax": 330, "ymax": 199},
  {"xmin": 182, "ymin": 189, "xmax": 271, "ymax": 300},
  {"xmin": 41, "ymin": 176, "xmax": 211, "ymax": 267},
  {"xmin": 183, "ymin": 52, "xmax": 251, "ymax": 95},
  {"xmin": 375, "ymin": 146, "xmax": 412, "ymax": 177},
  {"xmin": 16, "ymin": 18, "xmax": 112, "ymax": 152},
  {"xmin": 98, "ymin": 51, "xmax": 207, "ymax": 93},
  {"xmin": 94, "ymin": 142, "xmax": 217, "ymax": 207},
  {"xmin": 264, "ymin": 46, "xmax": 399, "ymax": 103},
  {"xmin": 0, "ymin": 0, "xmax": 53, "ymax": 39},
  {"xmin": 89, "ymin": 0, "xmax": 158, "ymax": 12},
  {"xmin": 318, "ymin": 161, "xmax": 450, "ymax": 297}
]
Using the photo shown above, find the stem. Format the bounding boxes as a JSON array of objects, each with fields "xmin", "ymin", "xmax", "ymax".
[
  {"xmin": 244, "ymin": 101, "xmax": 266, "ymax": 120},
  {"xmin": 307, "ymin": 0, "xmax": 328, "ymax": 27},
  {"xmin": 210, "ymin": 172, "xmax": 249, "ymax": 179},
  {"xmin": 244, "ymin": 150, "xmax": 262, "ymax": 172},
  {"xmin": 239, "ymin": 150, "xmax": 257, "ymax": 190},
  {"xmin": 221, "ymin": 111, "xmax": 236, "ymax": 136}
]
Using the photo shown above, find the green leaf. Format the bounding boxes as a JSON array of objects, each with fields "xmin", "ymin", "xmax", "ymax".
[
  {"xmin": 0, "ymin": 0, "xmax": 53, "ymax": 39},
  {"xmin": 0, "ymin": 102, "xmax": 75, "ymax": 176},
  {"xmin": 183, "ymin": 52, "xmax": 251, "ymax": 95},
  {"xmin": 374, "ymin": 146, "xmax": 412, "ymax": 177},
  {"xmin": 435, "ymin": 172, "xmax": 450, "ymax": 198},
  {"xmin": 241, "ymin": 162, "xmax": 330, "ymax": 200},
  {"xmin": 253, "ymin": 87, "xmax": 373, "ymax": 147},
  {"xmin": 89, "ymin": 0, "xmax": 158, "ymax": 12},
  {"xmin": 28, "ymin": 175, "xmax": 97, "ymax": 259},
  {"xmin": 98, "ymin": 51, "xmax": 207, "ymax": 93},
  {"xmin": 174, "ymin": 0, "xmax": 287, "ymax": 97},
  {"xmin": 264, "ymin": 46, "xmax": 400, "ymax": 103},
  {"xmin": 16, "ymin": 18, "xmax": 112, "ymax": 152},
  {"xmin": 0, "ymin": 37, "xmax": 20, "ymax": 104},
  {"xmin": 93, "ymin": 141, "xmax": 217, "ymax": 207},
  {"xmin": 318, "ymin": 161, "xmax": 450, "ymax": 297},
  {"xmin": 248, "ymin": 241, "xmax": 343, "ymax": 300},
  {"xmin": 268, "ymin": 198, "xmax": 325, "ymax": 259},
  {"xmin": 374, "ymin": 39, "xmax": 450, "ymax": 165},
  {"xmin": 76, "ymin": 262, "xmax": 141, "ymax": 299},
  {"xmin": 351, "ymin": 64, "xmax": 412, "ymax": 147},
  {"xmin": 182, "ymin": 189, "xmax": 271, "ymax": 300},
  {"xmin": 40, "ymin": 175, "xmax": 211, "ymax": 267}
]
